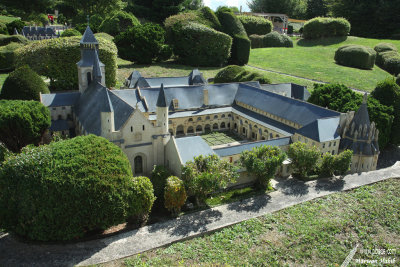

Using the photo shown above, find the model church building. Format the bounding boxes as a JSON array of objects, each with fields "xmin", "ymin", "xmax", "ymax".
[{"xmin": 41, "ymin": 26, "xmax": 379, "ymax": 178}]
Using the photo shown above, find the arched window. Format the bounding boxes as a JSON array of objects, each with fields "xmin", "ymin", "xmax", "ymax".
[
  {"xmin": 206, "ymin": 116, "xmax": 210, "ymax": 120},
  {"xmin": 214, "ymin": 115, "xmax": 218, "ymax": 119},
  {"xmin": 262, "ymin": 136, "xmax": 266, "ymax": 140},
  {"xmin": 264, "ymin": 129, "xmax": 269, "ymax": 133},
  {"xmin": 205, "ymin": 124, "xmax": 211, "ymax": 132},
  {"xmin": 276, "ymin": 134, "xmax": 280, "ymax": 138},
  {"xmin": 234, "ymin": 123, "xmax": 237, "ymax": 129},
  {"xmin": 252, "ymin": 132, "xmax": 256, "ymax": 139},
  {"xmin": 254, "ymin": 125, "xmax": 258, "ymax": 128},
  {"xmin": 213, "ymin": 123, "xmax": 218, "ymax": 130},
  {"xmin": 134, "ymin": 156, "xmax": 143, "ymax": 174},
  {"xmin": 87, "ymin": 72, "xmax": 92, "ymax": 85},
  {"xmin": 196, "ymin": 125, "xmax": 203, "ymax": 132},
  {"xmin": 197, "ymin": 117, "xmax": 202, "ymax": 121},
  {"xmin": 221, "ymin": 114, "xmax": 225, "ymax": 118},
  {"xmin": 169, "ymin": 129, "xmax": 174, "ymax": 136},
  {"xmin": 228, "ymin": 114, "xmax": 232, "ymax": 117},
  {"xmin": 176, "ymin": 125, "xmax": 184, "ymax": 135},
  {"xmin": 220, "ymin": 122, "xmax": 226, "ymax": 128},
  {"xmin": 187, "ymin": 126, "xmax": 194, "ymax": 134},
  {"xmin": 242, "ymin": 127, "xmax": 246, "ymax": 134},
  {"xmin": 270, "ymin": 133, "xmax": 273, "ymax": 139},
  {"xmin": 188, "ymin": 118, "xmax": 193, "ymax": 122}
]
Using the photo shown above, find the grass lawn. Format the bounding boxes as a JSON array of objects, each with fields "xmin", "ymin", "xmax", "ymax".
[
  {"xmin": 249, "ymin": 36, "xmax": 400, "ymax": 92},
  {"xmin": 0, "ymin": 73, "xmax": 8, "ymax": 91},
  {"xmin": 102, "ymin": 178, "xmax": 400, "ymax": 266},
  {"xmin": 201, "ymin": 131, "xmax": 243, "ymax": 146},
  {"xmin": 0, "ymin": 15, "xmax": 19, "ymax": 24}
]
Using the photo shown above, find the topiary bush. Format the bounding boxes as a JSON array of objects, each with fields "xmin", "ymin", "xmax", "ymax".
[
  {"xmin": 60, "ymin": 28, "xmax": 82, "ymax": 37},
  {"xmin": 237, "ymin": 15, "xmax": 272, "ymax": 36},
  {"xmin": 114, "ymin": 23, "xmax": 172, "ymax": 64},
  {"xmin": 0, "ymin": 42, "xmax": 24, "ymax": 71},
  {"xmin": 99, "ymin": 11, "xmax": 140, "ymax": 36},
  {"xmin": 374, "ymin": 43, "xmax": 398, "ymax": 53},
  {"xmin": 0, "ymin": 22, "xmax": 7, "ymax": 35},
  {"xmin": 249, "ymin": 34, "xmax": 264, "ymax": 48},
  {"xmin": 1, "ymin": 65, "xmax": 49, "ymax": 100},
  {"xmin": 375, "ymin": 50, "xmax": 398, "ymax": 67},
  {"xmin": 94, "ymin": 32, "xmax": 114, "ymax": 42},
  {"xmin": 396, "ymin": 74, "xmax": 400, "ymax": 86},
  {"xmin": 198, "ymin": 6, "xmax": 222, "ymax": 30},
  {"xmin": 164, "ymin": 176, "xmax": 187, "ymax": 216},
  {"xmin": 0, "ymin": 135, "xmax": 156, "ymax": 241},
  {"xmin": 0, "ymin": 34, "xmax": 28, "ymax": 46},
  {"xmin": 168, "ymin": 22, "xmax": 232, "ymax": 66},
  {"xmin": 15, "ymin": 36, "xmax": 117, "ymax": 91},
  {"xmin": 334, "ymin": 45, "xmax": 376, "ymax": 69},
  {"xmin": 383, "ymin": 56, "xmax": 400, "ymax": 76},
  {"xmin": 0, "ymin": 100, "xmax": 50, "ymax": 152},
  {"xmin": 263, "ymin": 31, "xmax": 293, "ymax": 48},
  {"xmin": 303, "ymin": 17, "xmax": 350, "ymax": 39},
  {"xmin": 214, "ymin": 65, "xmax": 271, "ymax": 84},
  {"xmin": 6, "ymin": 19, "xmax": 25, "ymax": 35},
  {"xmin": 150, "ymin": 165, "xmax": 171, "ymax": 208}
]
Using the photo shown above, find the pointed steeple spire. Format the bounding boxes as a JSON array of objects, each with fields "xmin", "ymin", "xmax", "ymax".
[
  {"xmin": 92, "ymin": 49, "xmax": 103, "ymax": 83},
  {"xmin": 156, "ymin": 84, "xmax": 167, "ymax": 107},
  {"xmin": 80, "ymin": 25, "xmax": 98, "ymax": 45}
]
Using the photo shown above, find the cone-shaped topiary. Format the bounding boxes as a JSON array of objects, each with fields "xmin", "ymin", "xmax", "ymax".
[{"xmin": 1, "ymin": 65, "xmax": 49, "ymax": 101}]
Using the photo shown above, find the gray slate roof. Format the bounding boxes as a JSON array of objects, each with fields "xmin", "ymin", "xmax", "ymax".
[
  {"xmin": 261, "ymin": 83, "xmax": 310, "ymax": 101},
  {"xmin": 156, "ymin": 84, "xmax": 167, "ymax": 107},
  {"xmin": 296, "ymin": 117, "xmax": 341, "ymax": 142},
  {"xmin": 175, "ymin": 136, "xmax": 216, "ymax": 164},
  {"xmin": 214, "ymin": 137, "xmax": 291, "ymax": 157},
  {"xmin": 22, "ymin": 26, "xmax": 56, "ymax": 36},
  {"xmin": 235, "ymin": 84, "xmax": 340, "ymax": 127},
  {"xmin": 81, "ymin": 26, "xmax": 98, "ymax": 44},
  {"xmin": 41, "ymin": 92, "xmax": 81, "ymax": 107}
]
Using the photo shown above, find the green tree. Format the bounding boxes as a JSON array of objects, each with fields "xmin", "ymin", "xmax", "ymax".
[
  {"xmin": 164, "ymin": 176, "xmax": 187, "ymax": 216},
  {"xmin": 240, "ymin": 145, "xmax": 286, "ymax": 189},
  {"xmin": 216, "ymin": 6, "xmax": 240, "ymax": 13},
  {"xmin": 333, "ymin": 149, "xmax": 353, "ymax": 175},
  {"xmin": 248, "ymin": 0, "xmax": 307, "ymax": 19},
  {"xmin": 0, "ymin": 100, "xmax": 51, "ymax": 152},
  {"xmin": 98, "ymin": 11, "xmax": 140, "ymax": 36},
  {"xmin": 306, "ymin": 0, "xmax": 328, "ymax": 19},
  {"xmin": 288, "ymin": 142, "xmax": 320, "ymax": 178},
  {"xmin": 1, "ymin": 0, "xmax": 52, "ymax": 17},
  {"xmin": 150, "ymin": 165, "xmax": 171, "ymax": 208},
  {"xmin": 318, "ymin": 152, "xmax": 335, "ymax": 177},
  {"xmin": 62, "ymin": 0, "xmax": 124, "ymax": 17},
  {"xmin": 114, "ymin": 23, "xmax": 172, "ymax": 64},
  {"xmin": 129, "ymin": 0, "xmax": 185, "ymax": 23},
  {"xmin": 181, "ymin": 0, "xmax": 204, "ymax": 11},
  {"xmin": 181, "ymin": 154, "xmax": 239, "ymax": 206}
]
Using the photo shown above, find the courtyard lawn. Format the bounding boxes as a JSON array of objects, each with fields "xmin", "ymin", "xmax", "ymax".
[
  {"xmin": 0, "ymin": 15, "xmax": 19, "ymax": 24},
  {"xmin": 102, "ymin": 178, "xmax": 400, "ymax": 266},
  {"xmin": 201, "ymin": 131, "xmax": 243, "ymax": 146},
  {"xmin": 249, "ymin": 36, "xmax": 400, "ymax": 92}
]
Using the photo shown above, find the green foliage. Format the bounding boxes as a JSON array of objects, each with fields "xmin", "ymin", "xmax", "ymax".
[
  {"xmin": 375, "ymin": 50, "xmax": 398, "ymax": 68},
  {"xmin": 167, "ymin": 22, "xmax": 232, "ymax": 66},
  {"xmin": 150, "ymin": 165, "xmax": 171, "ymax": 208},
  {"xmin": 248, "ymin": 0, "xmax": 307, "ymax": 19},
  {"xmin": 383, "ymin": 55, "xmax": 400, "ymax": 76},
  {"xmin": 27, "ymin": 13, "xmax": 48, "ymax": 26},
  {"xmin": 1, "ymin": 0, "xmax": 52, "ymax": 17},
  {"xmin": 0, "ymin": 135, "xmax": 156, "ymax": 241},
  {"xmin": 60, "ymin": 28, "xmax": 82, "ymax": 37},
  {"xmin": 0, "ymin": 42, "xmax": 24, "ymax": 71},
  {"xmin": 303, "ymin": 17, "xmax": 350, "ymax": 39},
  {"xmin": 288, "ymin": 142, "xmax": 320, "ymax": 178},
  {"xmin": 164, "ymin": 8, "xmax": 221, "ymax": 32},
  {"xmin": 198, "ymin": 6, "xmax": 222, "ymax": 30},
  {"xmin": 6, "ymin": 19, "xmax": 25, "ymax": 35},
  {"xmin": 334, "ymin": 45, "xmax": 376, "ymax": 70},
  {"xmin": 0, "ymin": 142, "xmax": 11, "ymax": 163},
  {"xmin": 0, "ymin": 34, "xmax": 28, "ymax": 46},
  {"xmin": 333, "ymin": 149, "xmax": 353, "ymax": 175},
  {"xmin": 114, "ymin": 23, "xmax": 171, "ymax": 64},
  {"xmin": 308, "ymin": 83, "xmax": 394, "ymax": 148},
  {"xmin": 15, "ymin": 36, "xmax": 117, "ymax": 90},
  {"xmin": 240, "ymin": 145, "xmax": 286, "ymax": 188},
  {"xmin": 371, "ymin": 78, "xmax": 400, "ymax": 144},
  {"xmin": 374, "ymin": 44, "xmax": 400, "ymax": 76},
  {"xmin": 88, "ymin": 14, "xmax": 104, "ymax": 33},
  {"xmin": 374, "ymin": 43, "xmax": 398, "ymax": 54},
  {"xmin": 249, "ymin": 34, "xmax": 264, "ymax": 49},
  {"xmin": 288, "ymin": 25, "xmax": 294, "ymax": 34},
  {"xmin": 94, "ymin": 32, "xmax": 114, "ymax": 42},
  {"xmin": 129, "ymin": 0, "xmax": 185, "ymax": 23},
  {"xmin": 214, "ymin": 65, "xmax": 270, "ymax": 84},
  {"xmin": 237, "ymin": 15, "xmax": 272, "ymax": 36},
  {"xmin": 318, "ymin": 152, "xmax": 335, "ymax": 177},
  {"xmin": 396, "ymin": 74, "xmax": 400, "ymax": 86},
  {"xmin": 263, "ymin": 31, "xmax": 293, "ymax": 48},
  {"xmin": 306, "ymin": 0, "xmax": 328, "ymax": 19},
  {"xmin": 1, "ymin": 65, "xmax": 49, "ymax": 101},
  {"xmin": 0, "ymin": 22, "xmax": 7, "ymax": 35},
  {"xmin": 61, "ymin": 0, "xmax": 123, "ymax": 18},
  {"xmin": 0, "ymin": 100, "xmax": 50, "ymax": 152},
  {"xmin": 99, "ymin": 11, "xmax": 140, "ymax": 36},
  {"xmin": 181, "ymin": 0, "xmax": 204, "ymax": 11},
  {"xmin": 164, "ymin": 176, "xmax": 187, "ymax": 215},
  {"xmin": 181, "ymin": 154, "xmax": 239, "ymax": 205}
]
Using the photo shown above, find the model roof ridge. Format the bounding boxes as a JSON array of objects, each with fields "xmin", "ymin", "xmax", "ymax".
[
  {"xmin": 92, "ymin": 49, "xmax": 103, "ymax": 82},
  {"xmin": 80, "ymin": 25, "xmax": 98, "ymax": 44}
]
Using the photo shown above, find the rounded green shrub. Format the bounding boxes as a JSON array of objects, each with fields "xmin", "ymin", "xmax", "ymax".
[
  {"xmin": 0, "ymin": 22, "xmax": 7, "ymax": 35},
  {"xmin": 249, "ymin": 34, "xmax": 264, "ymax": 48},
  {"xmin": 164, "ymin": 176, "xmax": 187, "ymax": 216},
  {"xmin": 383, "ymin": 55, "xmax": 400, "ymax": 76},
  {"xmin": 396, "ymin": 74, "xmax": 400, "ymax": 86},
  {"xmin": 0, "ymin": 34, "xmax": 28, "ymax": 46},
  {"xmin": 263, "ymin": 31, "xmax": 293, "ymax": 48},
  {"xmin": 94, "ymin": 32, "xmax": 114, "ymax": 42},
  {"xmin": 28, "ymin": 13, "xmax": 48, "ymax": 26},
  {"xmin": 334, "ymin": 45, "xmax": 376, "ymax": 69},
  {"xmin": 376, "ymin": 50, "xmax": 398, "ymax": 67},
  {"xmin": 198, "ymin": 6, "xmax": 222, "ymax": 30},
  {"xmin": 0, "ymin": 135, "xmax": 155, "ymax": 241},
  {"xmin": 237, "ymin": 15, "xmax": 272, "ymax": 36},
  {"xmin": 303, "ymin": 17, "xmax": 350, "ymax": 39},
  {"xmin": 168, "ymin": 22, "xmax": 232, "ymax": 66},
  {"xmin": 99, "ymin": 11, "xmax": 140, "ymax": 36},
  {"xmin": 15, "ymin": 36, "xmax": 117, "ymax": 91},
  {"xmin": 114, "ymin": 23, "xmax": 172, "ymax": 64},
  {"xmin": 6, "ymin": 19, "xmax": 25, "ymax": 35},
  {"xmin": 214, "ymin": 65, "xmax": 270, "ymax": 84},
  {"xmin": 0, "ymin": 42, "xmax": 24, "ymax": 71},
  {"xmin": 374, "ymin": 42, "xmax": 398, "ymax": 53},
  {"xmin": 60, "ymin": 28, "xmax": 82, "ymax": 37},
  {"xmin": 150, "ymin": 165, "xmax": 171, "ymax": 208},
  {"xmin": 1, "ymin": 65, "xmax": 49, "ymax": 100}
]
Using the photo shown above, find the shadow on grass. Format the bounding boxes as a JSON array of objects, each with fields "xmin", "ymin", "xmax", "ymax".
[{"xmin": 297, "ymin": 36, "xmax": 348, "ymax": 47}]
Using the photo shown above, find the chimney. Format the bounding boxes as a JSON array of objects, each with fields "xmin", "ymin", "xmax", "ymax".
[{"xmin": 203, "ymin": 89, "xmax": 209, "ymax": 106}]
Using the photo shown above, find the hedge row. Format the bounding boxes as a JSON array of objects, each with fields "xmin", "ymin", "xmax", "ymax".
[
  {"xmin": 374, "ymin": 43, "xmax": 400, "ymax": 76},
  {"xmin": 334, "ymin": 45, "xmax": 376, "ymax": 70},
  {"xmin": 15, "ymin": 36, "xmax": 117, "ymax": 90},
  {"xmin": 0, "ymin": 42, "xmax": 24, "ymax": 71},
  {"xmin": 98, "ymin": 11, "xmax": 140, "ymax": 36},
  {"xmin": 214, "ymin": 65, "xmax": 270, "ymax": 84},
  {"xmin": 263, "ymin": 32, "xmax": 293, "ymax": 48},
  {"xmin": 303, "ymin": 17, "xmax": 351, "ymax": 39},
  {"xmin": 0, "ymin": 34, "xmax": 28, "ymax": 46},
  {"xmin": 237, "ymin": 15, "xmax": 272, "ymax": 36},
  {"xmin": 0, "ymin": 135, "xmax": 156, "ymax": 241},
  {"xmin": 60, "ymin": 28, "xmax": 82, "ymax": 37}
]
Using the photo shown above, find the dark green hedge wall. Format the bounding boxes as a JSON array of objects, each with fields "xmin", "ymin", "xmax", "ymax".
[{"xmin": 334, "ymin": 45, "xmax": 376, "ymax": 69}]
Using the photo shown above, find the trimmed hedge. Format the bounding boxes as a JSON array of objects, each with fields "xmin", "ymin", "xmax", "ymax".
[
  {"xmin": 168, "ymin": 22, "xmax": 232, "ymax": 66},
  {"xmin": 164, "ymin": 176, "xmax": 187, "ymax": 216},
  {"xmin": 60, "ymin": 28, "xmax": 82, "ymax": 37},
  {"xmin": 396, "ymin": 74, "xmax": 400, "ymax": 86},
  {"xmin": 164, "ymin": 8, "xmax": 221, "ymax": 33},
  {"xmin": 150, "ymin": 165, "xmax": 171, "ymax": 208},
  {"xmin": 0, "ymin": 135, "xmax": 155, "ymax": 241},
  {"xmin": 0, "ymin": 22, "xmax": 7, "ymax": 35},
  {"xmin": 6, "ymin": 19, "xmax": 25, "ymax": 35},
  {"xmin": 263, "ymin": 31, "xmax": 293, "ymax": 48},
  {"xmin": 376, "ymin": 50, "xmax": 398, "ymax": 67},
  {"xmin": 198, "ymin": 6, "xmax": 222, "ymax": 30},
  {"xmin": 0, "ymin": 34, "xmax": 28, "ymax": 46},
  {"xmin": 334, "ymin": 45, "xmax": 376, "ymax": 70},
  {"xmin": 99, "ymin": 11, "xmax": 140, "ymax": 36},
  {"xmin": 0, "ymin": 42, "xmax": 24, "ymax": 71},
  {"xmin": 214, "ymin": 65, "xmax": 270, "ymax": 84},
  {"xmin": 217, "ymin": 11, "xmax": 250, "ymax": 65},
  {"xmin": 383, "ymin": 56, "xmax": 400, "ymax": 76},
  {"xmin": 94, "ymin": 32, "xmax": 114, "ymax": 42},
  {"xmin": 1, "ymin": 65, "xmax": 49, "ymax": 100},
  {"xmin": 237, "ymin": 15, "xmax": 272, "ymax": 36},
  {"xmin": 303, "ymin": 17, "xmax": 350, "ymax": 39},
  {"xmin": 15, "ymin": 36, "xmax": 117, "ymax": 90},
  {"xmin": 249, "ymin": 34, "xmax": 264, "ymax": 48},
  {"xmin": 374, "ymin": 43, "xmax": 398, "ymax": 53}
]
